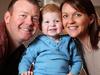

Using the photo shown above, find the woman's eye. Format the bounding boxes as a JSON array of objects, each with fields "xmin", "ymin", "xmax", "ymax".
[
  {"xmin": 63, "ymin": 15, "xmax": 68, "ymax": 19},
  {"xmin": 75, "ymin": 13, "xmax": 82, "ymax": 17}
]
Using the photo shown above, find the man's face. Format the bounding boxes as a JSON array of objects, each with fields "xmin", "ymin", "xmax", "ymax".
[{"xmin": 5, "ymin": 0, "xmax": 40, "ymax": 43}]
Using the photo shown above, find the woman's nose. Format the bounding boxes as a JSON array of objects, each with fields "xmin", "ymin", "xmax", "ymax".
[{"xmin": 67, "ymin": 16, "xmax": 75, "ymax": 24}]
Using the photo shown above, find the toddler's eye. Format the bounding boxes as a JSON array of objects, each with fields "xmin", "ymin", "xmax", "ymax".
[
  {"xmin": 55, "ymin": 20, "xmax": 60, "ymax": 22},
  {"xmin": 45, "ymin": 21, "xmax": 49, "ymax": 23}
]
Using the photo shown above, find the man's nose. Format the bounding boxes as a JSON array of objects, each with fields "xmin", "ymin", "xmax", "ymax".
[{"xmin": 25, "ymin": 16, "xmax": 33, "ymax": 25}]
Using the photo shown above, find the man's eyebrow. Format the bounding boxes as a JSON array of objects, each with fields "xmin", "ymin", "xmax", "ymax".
[
  {"xmin": 20, "ymin": 11, "xmax": 39, "ymax": 16},
  {"xmin": 32, "ymin": 15, "xmax": 39, "ymax": 17},
  {"xmin": 19, "ymin": 11, "xmax": 28, "ymax": 14}
]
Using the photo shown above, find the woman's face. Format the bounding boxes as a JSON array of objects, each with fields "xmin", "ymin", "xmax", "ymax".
[{"xmin": 62, "ymin": 3, "xmax": 93, "ymax": 38}]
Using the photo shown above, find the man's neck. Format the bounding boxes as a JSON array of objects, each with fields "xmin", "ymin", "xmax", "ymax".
[{"xmin": 8, "ymin": 35, "xmax": 22, "ymax": 51}]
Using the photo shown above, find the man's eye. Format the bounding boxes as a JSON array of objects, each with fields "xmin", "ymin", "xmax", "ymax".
[
  {"xmin": 20, "ymin": 15, "xmax": 26, "ymax": 18},
  {"xmin": 32, "ymin": 17, "xmax": 39, "ymax": 22}
]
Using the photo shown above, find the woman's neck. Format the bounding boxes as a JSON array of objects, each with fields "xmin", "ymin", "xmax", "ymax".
[{"xmin": 78, "ymin": 33, "xmax": 93, "ymax": 52}]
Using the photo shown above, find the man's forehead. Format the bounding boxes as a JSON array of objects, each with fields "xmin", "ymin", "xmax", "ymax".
[
  {"xmin": 13, "ymin": 0, "xmax": 32, "ymax": 7},
  {"xmin": 12, "ymin": 0, "xmax": 37, "ymax": 12}
]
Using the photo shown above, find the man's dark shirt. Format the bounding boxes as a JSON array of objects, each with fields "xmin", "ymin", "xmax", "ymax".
[
  {"xmin": 0, "ymin": 44, "xmax": 26, "ymax": 75},
  {"xmin": 0, "ymin": 22, "xmax": 26, "ymax": 75}
]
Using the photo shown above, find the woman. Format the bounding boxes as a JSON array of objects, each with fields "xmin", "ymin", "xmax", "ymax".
[{"xmin": 60, "ymin": 0, "xmax": 100, "ymax": 75}]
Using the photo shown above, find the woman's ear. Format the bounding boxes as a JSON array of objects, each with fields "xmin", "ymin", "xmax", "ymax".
[
  {"xmin": 4, "ymin": 11, "xmax": 11, "ymax": 24},
  {"xmin": 89, "ymin": 14, "xmax": 95, "ymax": 24}
]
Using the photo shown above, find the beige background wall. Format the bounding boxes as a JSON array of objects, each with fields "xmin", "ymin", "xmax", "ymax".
[
  {"xmin": 0, "ymin": 0, "xmax": 11, "ymax": 21},
  {"xmin": 0, "ymin": 0, "xmax": 100, "ymax": 21}
]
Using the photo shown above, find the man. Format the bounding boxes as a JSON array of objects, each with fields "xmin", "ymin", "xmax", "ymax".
[{"xmin": 0, "ymin": 0, "xmax": 40, "ymax": 75}]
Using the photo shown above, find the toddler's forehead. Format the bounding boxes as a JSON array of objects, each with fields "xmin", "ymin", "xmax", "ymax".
[
  {"xmin": 43, "ymin": 11, "xmax": 61, "ymax": 16},
  {"xmin": 42, "ymin": 12, "xmax": 61, "ymax": 18}
]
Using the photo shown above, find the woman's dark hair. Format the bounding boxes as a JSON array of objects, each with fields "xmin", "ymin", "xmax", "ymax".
[
  {"xmin": 8, "ymin": 0, "xmax": 39, "ymax": 11},
  {"xmin": 60, "ymin": 0, "xmax": 99, "ymax": 49}
]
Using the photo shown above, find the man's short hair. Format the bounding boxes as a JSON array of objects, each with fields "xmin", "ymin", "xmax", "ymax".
[{"xmin": 8, "ymin": 0, "xmax": 39, "ymax": 11}]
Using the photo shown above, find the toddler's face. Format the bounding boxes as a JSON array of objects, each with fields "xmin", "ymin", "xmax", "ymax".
[{"xmin": 42, "ymin": 12, "xmax": 63, "ymax": 38}]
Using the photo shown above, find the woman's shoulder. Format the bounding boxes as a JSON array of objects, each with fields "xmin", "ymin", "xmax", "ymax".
[
  {"xmin": 61, "ymin": 34, "xmax": 72, "ymax": 38},
  {"xmin": 98, "ymin": 40, "xmax": 100, "ymax": 48},
  {"xmin": 61, "ymin": 34, "xmax": 75, "ymax": 40},
  {"xmin": 61, "ymin": 34, "xmax": 76, "ymax": 45}
]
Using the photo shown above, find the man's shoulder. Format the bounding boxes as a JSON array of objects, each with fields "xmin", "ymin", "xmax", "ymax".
[
  {"xmin": 0, "ymin": 21, "xmax": 8, "ymax": 63},
  {"xmin": 0, "ymin": 21, "xmax": 7, "ymax": 37},
  {"xmin": 0, "ymin": 21, "xmax": 6, "ymax": 31}
]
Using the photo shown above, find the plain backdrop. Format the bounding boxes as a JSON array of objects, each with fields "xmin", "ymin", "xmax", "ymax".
[{"xmin": 0, "ymin": 0, "xmax": 100, "ymax": 21}]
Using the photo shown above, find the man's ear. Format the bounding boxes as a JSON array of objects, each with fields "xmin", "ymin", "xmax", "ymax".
[{"xmin": 4, "ymin": 11, "xmax": 11, "ymax": 24}]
